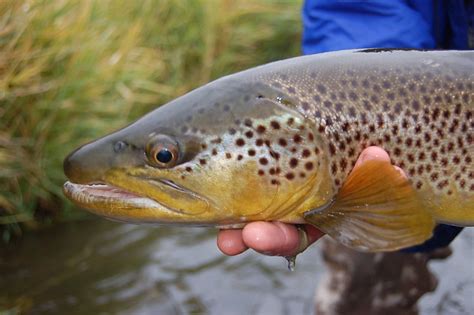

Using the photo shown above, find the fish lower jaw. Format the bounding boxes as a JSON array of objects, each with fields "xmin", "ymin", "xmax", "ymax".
[{"xmin": 63, "ymin": 181, "xmax": 163, "ymax": 210}]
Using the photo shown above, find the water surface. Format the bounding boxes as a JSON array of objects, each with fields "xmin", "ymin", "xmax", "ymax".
[{"xmin": 0, "ymin": 218, "xmax": 472, "ymax": 314}]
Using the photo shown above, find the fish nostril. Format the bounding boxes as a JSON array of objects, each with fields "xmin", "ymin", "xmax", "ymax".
[{"xmin": 113, "ymin": 141, "xmax": 128, "ymax": 153}]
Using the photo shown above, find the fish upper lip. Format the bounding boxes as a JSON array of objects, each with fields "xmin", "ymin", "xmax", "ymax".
[
  {"xmin": 157, "ymin": 178, "xmax": 187, "ymax": 193},
  {"xmin": 135, "ymin": 175, "xmax": 204, "ymax": 200},
  {"xmin": 67, "ymin": 177, "xmax": 192, "ymax": 200}
]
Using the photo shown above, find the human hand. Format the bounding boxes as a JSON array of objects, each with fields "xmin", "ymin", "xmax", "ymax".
[{"xmin": 217, "ymin": 146, "xmax": 407, "ymax": 256}]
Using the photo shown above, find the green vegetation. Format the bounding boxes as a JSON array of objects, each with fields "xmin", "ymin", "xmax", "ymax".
[{"xmin": 0, "ymin": 0, "xmax": 302, "ymax": 238}]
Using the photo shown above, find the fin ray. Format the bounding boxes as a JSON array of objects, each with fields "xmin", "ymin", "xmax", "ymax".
[{"xmin": 304, "ymin": 160, "xmax": 435, "ymax": 252}]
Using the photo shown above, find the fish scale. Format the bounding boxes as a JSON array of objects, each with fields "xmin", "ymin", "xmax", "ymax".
[{"xmin": 254, "ymin": 50, "xmax": 473, "ymax": 224}]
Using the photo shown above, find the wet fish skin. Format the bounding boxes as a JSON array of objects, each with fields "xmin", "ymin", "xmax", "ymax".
[{"xmin": 63, "ymin": 49, "xmax": 473, "ymax": 251}]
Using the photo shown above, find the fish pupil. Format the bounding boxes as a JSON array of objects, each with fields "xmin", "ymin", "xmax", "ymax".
[{"xmin": 156, "ymin": 149, "xmax": 173, "ymax": 163}]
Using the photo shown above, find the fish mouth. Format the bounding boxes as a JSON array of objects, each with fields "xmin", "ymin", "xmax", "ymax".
[
  {"xmin": 63, "ymin": 181, "xmax": 166, "ymax": 210},
  {"xmin": 63, "ymin": 178, "xmax": 207, "ymax": 223}
]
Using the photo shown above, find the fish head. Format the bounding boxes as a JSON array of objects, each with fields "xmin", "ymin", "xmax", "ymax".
[{"xmin": 64, "ymin": 75, "xmax": 328, "ymax": 225}]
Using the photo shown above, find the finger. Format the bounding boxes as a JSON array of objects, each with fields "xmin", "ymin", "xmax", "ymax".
[
  {"xmin": 242, "ymin": 222, "xmax": 298, "ymax": 256},
  {"xmin": 242, "ymin": 222, "xmax": 324, "ymax": 256},
  {"xmin": 354, "ymin": 146, "xmax": 390, "ymax": 168},
  {"xmin": 355, "ymin": 146, "xmax": 408, "ymax": 178},
  {"xmin": 393, "ymin": 165, "xmax": 408, "ymax": 179},
  {"xmin": 217, "ymin": 229, "xmax": 248, "ymax": 256},
  {"xmin": 304, "ymin": 224, "xmax": 325, "ymax": 244}
]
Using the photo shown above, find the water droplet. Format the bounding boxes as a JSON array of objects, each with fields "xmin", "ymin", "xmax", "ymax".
[{"xmin": 285, "ymin": 255, "xmax": 296, "ymax": 271}]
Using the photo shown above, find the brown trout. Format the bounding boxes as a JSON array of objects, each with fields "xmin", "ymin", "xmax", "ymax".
[{"xmin": 63, "ymin": 49, "xmax": 473, "ymax": 252}]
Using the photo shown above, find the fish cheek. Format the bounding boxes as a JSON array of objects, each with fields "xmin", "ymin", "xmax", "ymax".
[
  {"xmin": 185, "ymin": 159, "xmax": 279, "ymax": 220},
  {"xmin": 228, "ymin": 162, "xmax": 280, "ymax": 219}
]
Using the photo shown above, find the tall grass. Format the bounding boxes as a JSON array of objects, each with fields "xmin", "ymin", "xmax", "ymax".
[{"xmin": 0, "ymin": 0, "xmax": 302, "ymax": 238}]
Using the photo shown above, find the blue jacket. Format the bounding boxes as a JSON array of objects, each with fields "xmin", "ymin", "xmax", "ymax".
[
  {"xmin": 302, "ymin": 0, "xmax": 472, "ymax": 252},
  {"xmin": 302, "ymin": 0, "xmax": 473, "ymax": 54}
]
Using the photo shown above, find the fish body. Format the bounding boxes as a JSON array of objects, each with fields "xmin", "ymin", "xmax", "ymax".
[{"xmin": 64, "ymin": 49, "xmax": 473, "ymax": 252}]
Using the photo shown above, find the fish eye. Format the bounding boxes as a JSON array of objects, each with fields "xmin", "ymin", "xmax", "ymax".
[
  {"xmin": 156, "ymin": 149, "xmax": 173, "ymax": 163},
  {"xmin": 146, "ymin": 135, "xmax": 180, "ymax": 168}
]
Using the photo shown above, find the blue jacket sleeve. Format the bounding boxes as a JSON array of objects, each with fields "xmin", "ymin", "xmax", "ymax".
[{"xmin": 402, "ymin": 225, "xmax": 463, "ymax": 253}]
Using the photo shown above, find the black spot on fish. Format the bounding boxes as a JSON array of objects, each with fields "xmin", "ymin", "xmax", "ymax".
[
  {"xmin": 236, "ymin": 139, "xmax": 245, "ymax": 146},
  {"xmin": 316, "ymin": 84, "xmax": 327, "ymax": 94},
  {"xmin": 289, "ymin": 158, "xmax": 298, "ymax": 168},
  {"xmin": 259, "ymin": 157, "xmax": 268, "ymax": 165},
  {"xmin": 323, "ymin": 100, "xmax": 332, "ymax": 108},
  {"xmin": 349, "ymin": 91, "xmax": 358, "ymax": 101},
  {"xmin": 256, "ymin": 125, "xmax": 266, "ymax": 134},
  {"xmin": 270, "ymin": 150, "xmax": 280, "ymax": 160},
  {"xmin": 270, "ymin": 121, "xmax": 280, "ymax": 129}
]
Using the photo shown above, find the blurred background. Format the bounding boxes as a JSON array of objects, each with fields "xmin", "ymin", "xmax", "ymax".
[
  {"xmin": 0, "ymin": 1, "xmax": 472, "ymax": 314},
  {"xmin": 0, "ymin": 0, "xmax": 301, "ymax": 238}
]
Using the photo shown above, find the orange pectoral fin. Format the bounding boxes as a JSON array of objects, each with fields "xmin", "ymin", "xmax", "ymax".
[{"xmin": 304, "ymin": 160, "xmax": 435, "ymax": 252}]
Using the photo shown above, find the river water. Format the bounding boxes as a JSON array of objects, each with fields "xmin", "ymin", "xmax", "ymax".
[{"xmin": 1, "ymin": 218, "xmax": 473, "ymax": 314}]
